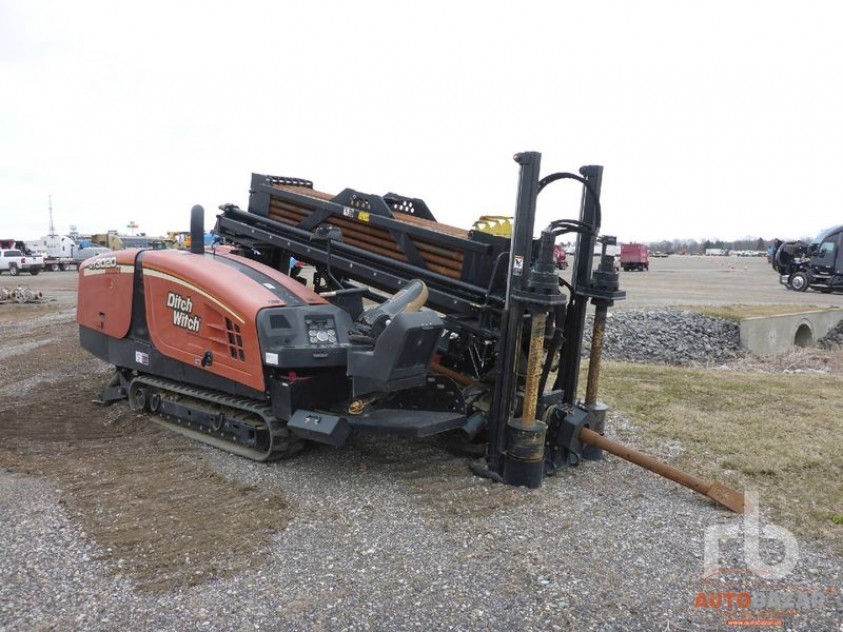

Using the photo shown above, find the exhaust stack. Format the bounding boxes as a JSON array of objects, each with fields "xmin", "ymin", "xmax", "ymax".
[{"xmin": 190, "ymin": 205, "xmax": 205, "ymax": 254}]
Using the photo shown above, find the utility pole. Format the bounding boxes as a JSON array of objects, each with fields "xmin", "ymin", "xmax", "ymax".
[{"xmin": 48, "ymin": 195, "xmax": 56, "ymax": 235}]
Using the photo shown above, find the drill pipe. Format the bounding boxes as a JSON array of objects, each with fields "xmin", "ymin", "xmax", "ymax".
[
  {"xmin": 579, "ymin": 427, "xmax": 745, "ymax": 513},
  {"xmin": 521, "ymin": 313, "xmax": 548, "ymax": 426},
  {"xmin": 584, "ymin": 303, "xmax": 608, "ymax": 408}
]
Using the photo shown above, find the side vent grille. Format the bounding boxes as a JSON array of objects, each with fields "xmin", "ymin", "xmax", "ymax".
[{"xmin": 226, "ymin": 318, "xmax": 245, "ymax": 361}]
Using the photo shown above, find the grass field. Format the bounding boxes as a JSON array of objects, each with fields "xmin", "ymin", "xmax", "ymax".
[
  {"xmin": 677, "ymin": 303, "xmax": 843, "ymax": 321},
  {"xmin": 593, "ymin": 357, "xmax": 843, "ymax": 552}
]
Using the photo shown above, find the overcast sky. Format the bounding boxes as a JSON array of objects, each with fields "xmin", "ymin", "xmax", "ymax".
[{"xmin": 2, "ymin": 1, "xmax": 841, "ymax": 244}]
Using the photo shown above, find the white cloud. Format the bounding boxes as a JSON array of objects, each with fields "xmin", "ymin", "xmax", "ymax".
[{"xmin": 2, "ymin": 1, "xmax": 841, "ymax": 242}]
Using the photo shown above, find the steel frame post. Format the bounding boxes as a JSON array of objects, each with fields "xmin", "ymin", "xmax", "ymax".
[
  {"xmin": 486, "ymin": 151, "xmax": 542, "ymax": 476},
  {"xmin": 553, "ymin": 166, "xmax": 603, "ymax": 403}
]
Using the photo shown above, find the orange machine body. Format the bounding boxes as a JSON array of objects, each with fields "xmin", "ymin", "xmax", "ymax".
[{"xmin": 78, "ymin": 248, "xmax": 340, "ymax": 394}]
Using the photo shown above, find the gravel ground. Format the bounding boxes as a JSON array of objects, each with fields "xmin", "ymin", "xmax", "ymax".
[
  {"xmin": 819, "ymin": 319, "xmax": 843, "ymax": 349},
  {"xmin": 3, "ymin": 426, "xmax": 842, "ymax": 632}
]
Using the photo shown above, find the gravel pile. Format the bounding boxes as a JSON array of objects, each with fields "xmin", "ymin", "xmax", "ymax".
[
  {"xmin": 818, "ymin": 317, "xmax": 843, "ymax": 349},
  {"xmin": 583, "ymin": 309, "xmax": 744, "ymax": 365}
]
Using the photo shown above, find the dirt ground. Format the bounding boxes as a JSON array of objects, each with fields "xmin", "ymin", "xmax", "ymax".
[
  {"xmin": 0, "ymin": 278, "xmax": 297, "ymax": 591},
  {"xmin": 0, "ymin": 258, "xmax": 840, "ymax": 593}
]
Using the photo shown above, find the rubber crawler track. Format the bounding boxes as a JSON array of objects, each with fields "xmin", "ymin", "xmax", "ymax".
[{"xmin": 129, "ymin": 375, "xmax": 303, "ymax": 462}]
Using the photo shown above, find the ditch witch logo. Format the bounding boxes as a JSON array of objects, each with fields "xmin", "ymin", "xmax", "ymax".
[
  {"xmin": 166, "ymin": 291, "xmax": 201, "ymax": 333},
  {"xmin": 693, "ymin": 490, "xmax": 838, "ymax": 628}
]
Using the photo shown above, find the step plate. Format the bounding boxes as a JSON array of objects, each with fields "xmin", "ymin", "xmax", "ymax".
[{"xmin": 347, "ymin": 408, "xmax": 465, "ymax": 437}]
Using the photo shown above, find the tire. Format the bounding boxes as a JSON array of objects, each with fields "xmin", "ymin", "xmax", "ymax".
[
  {"xmin": 30, "ymin": 269, "xmax": 40, "ymax": 276},
  {"xmin": 50, "ymin": 263, "xmax": 60, "ymax": 272},
  {"xmin": 59, "ymin": 263, "xmax": 68, "ymax": 271},
  {"xmin": 789, "ymin": 271, "xmax": 809, "ymax": 292},
  {"xmin": 8, "ymin": 264, "xmax": 18, "ymax": 276}
]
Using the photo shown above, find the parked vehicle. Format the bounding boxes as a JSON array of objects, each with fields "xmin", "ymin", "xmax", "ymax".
[
  {"xmin": 73, "ymin": 246, "xmax": 112, "ymax": 263},
  {"xmin": 553, "ymin": 245, "xmax": 568, "ymax": 270},
  {"xmin": 0, "ymin": 249, "xmax": 44, "ymax": 276},
  {"xmin": 24, "ymin": 234, "xmax": 80, "ymax": 271},
  {"xmin": 771, "ymin": 225, "xmax": 843, "ymax": 293},
  {"xmin": 620, "ymin": 243, "xmax": 649, "ymax": 271}
]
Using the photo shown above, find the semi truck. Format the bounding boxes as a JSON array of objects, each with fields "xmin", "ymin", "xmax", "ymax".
[
  {"xmin": 772, "ymin": 225, "xmax": 843, "ymax": 293},
  {"xmin": 24, "ymin": 234, "xmax": 80, "ymax": 271}
]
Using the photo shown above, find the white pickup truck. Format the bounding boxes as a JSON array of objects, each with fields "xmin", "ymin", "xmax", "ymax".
[{"xmin": 0, "ymin": 249, "xmax": 45, "ymax": 276}]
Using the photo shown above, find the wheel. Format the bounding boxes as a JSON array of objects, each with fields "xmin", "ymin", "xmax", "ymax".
[
  {"xmin": 8, "ymin": 264, "xmax": 18, "ymax": 276},
  {"xmin": 789, "ymin": 271, "xmax": 809, "ymax": 292},
  {"xmin": 59, "ymin": 263, "xmax": 68, "ymax": 271},
  {"xmin": 30, "ymin": 269, "xmax": 40, "ymax": 276},
  {"xmin": 50, "ymin": 263, "xmax": 60, "ymax": 272},
  {"xmin": 130, "ymin": 386, "xmax": 148, "ymax": 412},
  {"xmin": 149, "ymin": 392, "xmax": 161, "ymax": 412}
]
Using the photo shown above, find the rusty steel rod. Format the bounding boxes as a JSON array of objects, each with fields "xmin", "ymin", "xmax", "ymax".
[
  {"xmin": 430, "ymin": 363, "xmax": 481, "ymax": 387},
  {"xmin": 584, "ymin": 303, "xmax": 608, "ymax": 408},
  {"xmin": 268, "ymin": 210, "xmax": 464, "ymax": 279},
  {"xmin": 579, "ymin": 427, "xmax": 745, "ymax": 513},
  {"xmin": 268, "ymin": 206, "xmax": 466, "ymax": 275},
  {"xmin": 520, "ymin": 313, "xmax": 548, "ymax": 427}
]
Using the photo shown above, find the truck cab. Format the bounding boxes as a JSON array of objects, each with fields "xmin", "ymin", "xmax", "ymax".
[
  {"xmin": 810, "ymin": 227, "xmax": 843, "ymax": 275},
  {"xmin": 775, "ymin": 225, "xmax": 843, "ymax": 293}
]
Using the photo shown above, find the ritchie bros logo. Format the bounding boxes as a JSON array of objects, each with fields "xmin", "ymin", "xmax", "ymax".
[{"xmin": 167, "ymin": 291, "xmax": 201, "ymax": 333}]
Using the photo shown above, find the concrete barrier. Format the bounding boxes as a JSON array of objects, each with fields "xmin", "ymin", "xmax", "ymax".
[{"xmin": 739, "ymin": 309, "xmax": 843, "ymax": 355}]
